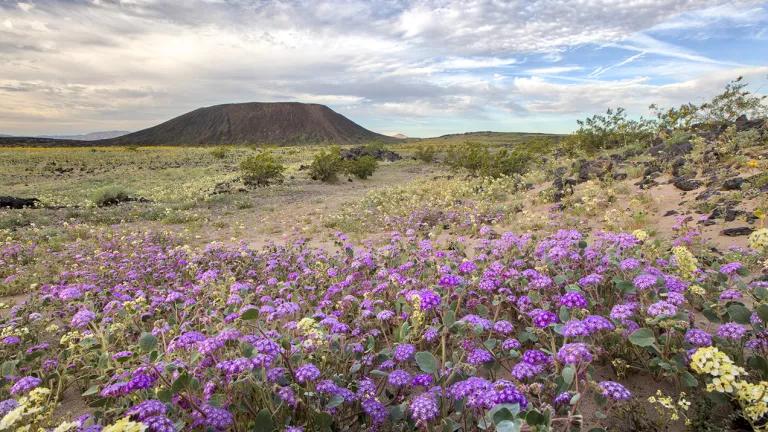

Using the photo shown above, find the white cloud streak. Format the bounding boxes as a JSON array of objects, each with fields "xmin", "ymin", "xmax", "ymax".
[{"xmin": 0, "ymin": 0, "xmax": 765, "ymax": 135}]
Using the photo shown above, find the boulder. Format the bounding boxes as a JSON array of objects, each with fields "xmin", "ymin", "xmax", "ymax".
[
  {"xmin": 0, "ymin": 196, "xmax": 39, "ymax": 209},
  {"xmin": 672, "ymin": 177, "xmax": 702, "ymax": 191},
  {"xmin": 340, "ymin": 146, "xmax": 402, "ymax": 162},
  {"xmin": 720, "ymin": 227, "xmax": 754, "ymax": 237},
  {"xmin": 577, "ymin": 158, "xmax": 613, "ymax": 182},
  {"xmin": 722, "ymin": 177, "xmax": 744, "ymax": 191}
]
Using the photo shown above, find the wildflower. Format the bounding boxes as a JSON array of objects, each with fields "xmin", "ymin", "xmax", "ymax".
[
  {"xmin": 717, "ymin": 323, "xmax": 747, "ymax": 340},
  {"xmin": 529, "ymin": 309, "xmax": 558, "ymax": 328},
  {"xmin": 10, "ymin": 376, "xmax": 41, "ymax": 395},
  {"xmin": 560, "ymin": 291, "xmax": 588, "ymax": 308},
  {"xmin": 672, "ymin": 246, "xmax": 698, "ymax": 280},
  {"xmin": 71, "ymin": 309, "xmax": 96, "ymax": 328},
  {"xmin": 633, "ymin": 274, "xmax": 658, "ymax": 290},
  {"xmin": 393, "ymin": 343, "xmax": 416, "ymax": 362},
  {"xmin": 467, "ymin": 348, "xmax": 494, "ymax": 365},
  {"xmin": 646, "ymin": 300, "xmax": 677, "ymax": 317},
  {"xmin": 557, "ymin": 343, "xmax": 593, "ymax": 365},
  {"xmin": 295, "ymin": 364, "xmax": 321, "ymax": 383},
  {"xmin": 102, "ymin": 418, "xmax": 147, "ymax": 432},
  {"xmin": 388, "ymin": 370, "xmax": 412, "ymax": 388},
  {"xmin": 689, "ymin": 347, "xmax": 744, "ymax": 393},
  {"xmin": 748, "ymin": 228, "xmax": 768, "ymax": 251},
  {"xmin": 599, "ymin": 381, "xmax": 632, "ymax": 401},
  {"xmin": 684, "ymin": 329, "xmax": 712, "ymax": 347},
  {"xmin": 410, "ymin": 392, "xmax": 439, "ymax": 424}
]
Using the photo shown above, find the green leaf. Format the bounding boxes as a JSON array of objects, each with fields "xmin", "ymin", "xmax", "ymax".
[
  {"xmin": 748, "ymin": 355, "xmax": 768, "ymax": 378},
  {"xmin": 139, "ymin": 332, "xmax": 157, "ymax": 353},
  {"xmin": 727, "ymin": 303, "xmax": 751, "ymax": 324},
  {"xmin": 326, "ymin": 394, "xmax": 344, "ymax": 409},
  {"xmin": 82, "ymin": 385, "xmax": 99, "ymax": 397},
  {"xmin": 757, "ymin": 304, "xmax": 768, "ymax": 324},
  {"xmin": 171, "ymin": 372, "xmax": 190, "ymax": 392},
  {"xmin": 443, "ymin": 309, "xmax": 456, "ymax": 328},
  {"xmin": 240, "ymin": 308, "xmax": 260, "ymax": 320},
  {"xmin": 681, "ymin": 371, "xmax": 698, "ymax": 387},
  {"xmin": 415, "ymin": 351, "xmax": 439, "ymax": 374},
  {"xmin": 525, "ymin": 410, "xmax": 546, "ymax": 426},
  {"xmin": 488, "ymin": 403, "xmax": 520, "ymax": 424},
  {"xmin": 570, "ymin": 393, "xmax": 581, "ymax": 405},
  {"xmin": 628, "ymin": 328, "xmax": 656, "ymax": 347},
  {"xmin": 252, "ymin": 408, "xmax": 275, "ymax": 432},
  {"xmin": 562, "ymin": 365, "xmax": 575, "ymax": 385},
  {"xmin": 496, "ymin": 420, "xmax": 522, "ymax": 432},
  {"xmin": 2, "ymin": 360, "xmax": 19, "ymax": 377},
  {"xmin": 157, "ymin": 389, "xmax": 172, "ymax": 403},
  {"xmin": 702, "ymin": 307, "xmax": 721, "ymax": 323}
]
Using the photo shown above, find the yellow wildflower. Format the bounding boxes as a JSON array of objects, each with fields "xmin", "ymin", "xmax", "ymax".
[
  {"xmin": 632, "ymin": 229, "xmax": 649, "ymax": 241},
  {"xmin": 672, "ymin": 246, "xmax": 698, "ymax": 280},
  {"xmin": 102, "ymin": 418, "xmax": 147, "ymax": 432},
  {"xmin": 0, "ymin": 405, "xmax": 24, "ymax": 430}
]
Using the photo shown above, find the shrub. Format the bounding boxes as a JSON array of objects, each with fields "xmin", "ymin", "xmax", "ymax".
[
  {"xmin": 209, "ymin": 146, "xmax": 231, "ymax": 160},
  {"xmin": 445, "ymin": 143, "xmax": 534, "ymax": 178},
  {"xmin": 90, "ymin": 185, "xmax": 133, "ymax": 207},
  {"xmin": 565, "ymin": 107, "xmax": 655, "ymax": 155},
  {"xmin": 309, "ymin": 146, "xmax": 343, "ymax": 182},
  {"xmin": 240, "ymin": 151, "xmax": 285, "ymax": 187},
  {"xmin": 413, "ymin": 145, "xmax": 437, "ymax": 163},
  {"xmin": 445, "ymin": 142, "xmax": 490, "ymax": 175},
  {"xmin": 344, "ymin": 155, "xmax": 378, "ymax": 179}
]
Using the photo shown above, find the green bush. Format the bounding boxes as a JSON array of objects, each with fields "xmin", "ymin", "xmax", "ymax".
[
  {"xmin": 310, "ymin": 146, "xmax": 343, "ymax": 182},
  {"xmin": 413, "ymin": 145, "xmax": 437, "ymax": 163},
  {"xmin": 240, "ymin": 151, "xmax": 285, "ymax": 187},
  {"xmin": 209, "ymin": 146, "xmax": 231, "ymax": 160},
  {"xmin": 90, "ymin": 185, "xmax": 133, "ymax": 207},
  {"xmin": 445, "ymin": 142, "xmax": 490, "ymax": 175},
  {"xmin": 445, "ymin": 143, "xmax": 534, "ymax": 178},
  {"xmin": 344, "ymin": 155, "xmax": 378, "ymax": 179}
]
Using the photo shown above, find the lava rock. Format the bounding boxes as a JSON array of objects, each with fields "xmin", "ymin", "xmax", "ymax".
[
  {"xmin": 672, "ymin": 177, "xmax": 702, "ymax": 191},
  {"xmin": 0, "ymin": 196, "xmax": 39, "ymax": 209},
  {"xmin": 721, "ymin": 177, "xmax": 744, "ymax": 191},
  {"xmin": 577, "ymin": 158, "xmax": 613, "ymax": 182},
  {"xmin": 341, "ymin": 146, "xmax": 402, "ymax": 162},
  {"xmin": 720, "ymin": 227, "xmax": 754, "ymax": 237}
]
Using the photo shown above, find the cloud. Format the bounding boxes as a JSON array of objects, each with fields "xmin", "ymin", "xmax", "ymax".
[{"xmin": 0, "ymin": 0, "xmax": 765, "ymax": 135}]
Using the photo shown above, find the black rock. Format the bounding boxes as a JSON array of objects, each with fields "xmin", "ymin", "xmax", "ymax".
[
  {"xmin": 612, "ymin": 172, "xmax": 628, "ymax": 181},
  {"xmin": 663, "ymin": 210, "xmax": 679, "ymax": 216},
  {"xmin": 722, "ymin": 177, "xmax": 744, "ymax": 191},
  {"xmin": 340, "ymin": 146, "xmax": 402, "ymax": 162},
  {"xmin": 577, "ymin": 158, "xmax": 613, "ymax": 182},
  {"xmin": 670, "ymin": 157, "xmax": 687, "ymax": 177},
  {"xmin": 0, "ymin": 196, "xmax": 39, "ymax": 209},
  {"xmin": 672, "ymin": 177, "xmax": 702, "ymax": 191},
  {"xmin": 720, "ymin": 227, "xmax": 754, "ymax": 237}
]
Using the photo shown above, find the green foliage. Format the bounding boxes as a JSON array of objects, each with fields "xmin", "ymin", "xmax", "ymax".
[
  {"xmin": 209, "ymin": 146, "xmax": 231, "ymax": 160},
  {"xmin": 652, "ymin": 76, "xmax": 768, "ymax": 133},
  {"xmin": 310, "ymin": 146, "xmax": 344, "ymax": 182},
  {"xmin": 239, "ymin": 151, "xmax": 285, "ymax": 187},
  {"xmin": 413, "ymin": 145, "xmax": 438, "ymax": 162},
  {"xmin": 445, "ymin": 142, "xmax": 536, "ymax": 177},
  {"xmin": 90, "ymin": 185, "xmax": 132, "ymax": 207},
  {"xmin": 565, "ymin": 107, "xmax": 655, "ymax": 155},
  {"xmin": 344, "ymin": 155, "xmax": 378, "ymax": 179},
  {"xmin": 445, "ymin": 142, "xmax": 491, "ymax": 175}
]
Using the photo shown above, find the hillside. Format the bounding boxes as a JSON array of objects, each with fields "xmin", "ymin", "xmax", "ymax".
[{"xmin": 94, "ymin": 102, "xmax": 393, "ymax": 146}]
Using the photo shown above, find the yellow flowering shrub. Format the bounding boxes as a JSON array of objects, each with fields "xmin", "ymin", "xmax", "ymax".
[
  {"xmin": 748, "ymin": 228, "xmax": 768, "ymax": 252},
  {"xmin": 690, "ymin": 347, "xmax": 768, "ymax": 429},
  {"xmin": 101, "ymin": 417, "xmax": 147, "ymax": 432},
  {"xmin": 672, "ymin": 246, "xmax": 698, "ymax": 280}
]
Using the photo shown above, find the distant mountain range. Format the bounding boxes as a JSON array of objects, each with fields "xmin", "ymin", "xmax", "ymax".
[
  {"xmin": 0, "ymin": 131, "xmax": 129, "ymax": 141},
  {"xmin": 0, "ymin": 103, "xmax": 408, "ymax": 147},
  {"xmin": 38, "ymin": 131, "xmax": 131, "ymax": 141}
]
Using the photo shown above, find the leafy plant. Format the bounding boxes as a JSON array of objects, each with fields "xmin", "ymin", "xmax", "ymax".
[
  {"xmin": 309, "ymin": 146, "xmax": 344, "ymax": 182},
  {"xmin": 344, "ymin": 155, "xmax": 378, "ymax": 179},
  {"xmin": 239, "ymin": 151, "xmax": 285, "ymax": 187}
]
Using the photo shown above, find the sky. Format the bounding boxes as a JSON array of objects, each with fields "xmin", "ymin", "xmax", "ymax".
[{"xmin": 1, "ymin": 0, "xmax": 767, "ymax": 137}]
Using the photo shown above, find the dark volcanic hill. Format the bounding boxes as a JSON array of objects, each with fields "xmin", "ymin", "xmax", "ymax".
[{"xmin": 97, "ymin": 102, "xmax": 393, "ymax": 146}]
